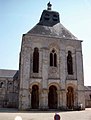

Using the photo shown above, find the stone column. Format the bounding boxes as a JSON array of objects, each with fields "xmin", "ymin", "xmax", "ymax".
[
  {"xmin": 39, "ymin": 48, "xmax": 42, "ymax": 77},
  {"xmin": 76, "ymin": 49, "xmax": 85, "ymax": 109},
  {"xmin": 57, "ymin": 90, "xmax": 61, "ymax": 108},
  {"xmin": 29, "ymin": 88, "xmax": 32, "ymax": 108},
  {"xmin": 40, "ymin": 89, "xmax": 48, "ymax": 109},
  {"xmin": 58, "ymin": 91, "xmax": 62, "ymax": 108},
  {"xmin": 60, "ymin": 48, "xmax": 66, "ymax": 109},
  {"xmin": 42, "ymin": 48, "xmax": 49, "ymax": 88},
  {"xmin": 41, "ymin": 48, "xmax": 49, "ymax": 109},
  {"xmin": 60, "ymin": 49, "xmax": 66, "ymax": 90},
  {"xmin": 61, "ymin": 90, "xmax": 66, "ymax": 110},
  {"xmin": 19, "ymin": 46, "xmax": 31, "ymax": 110}
]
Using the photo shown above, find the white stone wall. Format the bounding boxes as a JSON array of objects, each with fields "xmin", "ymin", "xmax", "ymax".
[{"xmin": 19, "ymin": 34, "xmax": 85, "ymax": 110}]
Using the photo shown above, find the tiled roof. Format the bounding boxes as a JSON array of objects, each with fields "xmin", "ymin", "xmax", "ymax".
[
  {"xmin": 27, "ymin": 23, "xmax": 77, "ymax": 39},
  {"xmin": 0, "ymin": 69, "xmax": 17, "ymax": 78},
  {"xmin": 27, "ymin": 9, "xmax": 77, "ymax": 40},
  {"xmin": 84, "ymin": 86, "xmax": 91, "ymax": 91}
]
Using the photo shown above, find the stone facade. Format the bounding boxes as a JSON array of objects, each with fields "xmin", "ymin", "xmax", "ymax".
[
  {"xmin": 19, "ymin": 3, "xmax": 85, "ymax": 110},
  {"xmin": 0, "ymin": 70, "xmax": 19, "ymax": 108},
  {"xmin": 85, "ymin": 86, "xmax": 91, "ymax": 108},
  {"xmin": 19, "ymin": 36, "xmax": 85, "ymax": 110},
  {"xmin": 0, "ymin": 3, "xmax": 91, "ymax": 110}
]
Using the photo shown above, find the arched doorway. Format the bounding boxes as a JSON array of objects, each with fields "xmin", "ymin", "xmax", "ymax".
[
  {"xmin": 48, "ymin": 85, "xmax": 57, "ymax": 109},
  {"xmin": 67, "ymin": 86, "xmax": 74, "ymax": 109},
  {"xmin": 31, "ymin": 85, "xmax": 39, "ymax": 109}
]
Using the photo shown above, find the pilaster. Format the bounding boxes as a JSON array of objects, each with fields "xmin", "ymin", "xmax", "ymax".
[
  {"xmin": 76, "ymin": 49, "xmax": 84, "ymax": 90},
  {"xmin": 19, "ymin": 46, "xmax": 31, "ymax": 110},
  {"xmin": 40, "ymin": 89, "xmax": 48, "ymax": 109},
  {"xmin": 42, "ymin": 48, "xmax": 49, "ymax": 88},
  {"xmin": 60, "ymin": 49, "xmax": 66, "ymax": 89},
  {"xmin": 61, "ymin": 90, "xmax": 66, "ymax": 109},
  {"xmin": 76, "ymin": 49, "xmax": 85, "ymax": 109}
]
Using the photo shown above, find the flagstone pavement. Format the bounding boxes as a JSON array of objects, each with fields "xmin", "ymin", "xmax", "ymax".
[{"xmin": 0, "ymin": 108, "xmax": 91, "ymax": 120}]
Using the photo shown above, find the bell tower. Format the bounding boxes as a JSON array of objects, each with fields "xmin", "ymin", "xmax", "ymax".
[{"xmin": 19, "ymin": 2, "xmax": 85, "ymax": 110}]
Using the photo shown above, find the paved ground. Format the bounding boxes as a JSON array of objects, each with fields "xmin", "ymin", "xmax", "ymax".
[{"xmin": 0, "ymin": 108, "xmax": 91, "ymax": 120}]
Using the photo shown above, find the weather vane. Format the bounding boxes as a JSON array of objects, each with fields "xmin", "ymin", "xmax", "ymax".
[{"xmin": 47, "ymin": 1, "xmax": 52, "ymax": 10}]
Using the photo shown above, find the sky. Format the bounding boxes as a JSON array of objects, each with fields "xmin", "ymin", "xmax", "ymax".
[{"xmin": 0, "ymin": 0, "xmax": 91, "ymax": 86}]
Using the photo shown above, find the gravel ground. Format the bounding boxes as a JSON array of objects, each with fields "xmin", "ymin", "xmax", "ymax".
[{"xmin": 0, "ymin": 108, "xmax": 91, "ymax": 120}]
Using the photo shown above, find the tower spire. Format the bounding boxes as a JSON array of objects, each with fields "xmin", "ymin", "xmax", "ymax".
[{"xmin": 47, "ymin": 2, "xmax": 52, "ymax": 10}]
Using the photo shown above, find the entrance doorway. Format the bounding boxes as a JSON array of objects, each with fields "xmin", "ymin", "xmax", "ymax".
[
  {"xmin": 67, "ymin": 86, "xmax": 74, "ymax": 109},
  {"xmin": 31, "ymin": 85, "xmax": 39, "ymax": 109},
  {"xmin": 48, "ymin": 85, "xmax": 57, "ymax": 109}
]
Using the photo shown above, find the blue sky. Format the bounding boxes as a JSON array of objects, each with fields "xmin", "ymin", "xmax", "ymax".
[{"xmin": 0, "ymin": 0, "xmax": 91, "ymax": 85}]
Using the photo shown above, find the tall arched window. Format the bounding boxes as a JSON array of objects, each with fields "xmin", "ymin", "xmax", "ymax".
[
  {"xmin": 67, "ymin": 51, "xmax": 73, "ymax": 75},
  {"xmin": 50, "ymin": 49, "xmax": 57, "ymax": 67},
  {"xmin": 33, "ymin": 47, "xmax": 39, "ymax": 73}
]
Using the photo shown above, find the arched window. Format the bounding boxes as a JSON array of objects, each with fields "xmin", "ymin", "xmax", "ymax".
[
  {"xmin": 67, "ymin": 86, "xmax": 74, "ymax": 109},
  {"xmin": 31, "ymin": 85, "xmax": 39, "ymax": 109},
  {"xmin": 67, "ymin": 51, "xmax": 73, "ymax": 75},
  {"xmin": 33, "ymin": 47, "xmax": 39, "ymax": 73},
  {"xmin": 50, "ymin": 49, "xmax": 57, "ymax": 67},
  {"xmin": 50, "ymin": 53, "xmax": 53, "ymax": 66},
  {"xmin": 0, "ymin": 82, "xmax": 4, "ymax": 88},
  {"xmin": 48, "ymin": 85, "xmax": 58, "ymax": 109},
  {"xmin": 54, "ymin": 53, "xmax": 57, "ymax": 67}
]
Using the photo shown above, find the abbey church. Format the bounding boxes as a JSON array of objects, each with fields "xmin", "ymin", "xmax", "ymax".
[{"xmin": 0, "ymin": 3, "xmax": 91, "ymax": 110}]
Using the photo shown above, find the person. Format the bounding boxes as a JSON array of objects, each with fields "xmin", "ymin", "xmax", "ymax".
[{"xmin": 54, "ymin": 113, "xmax": 60, "ymax": 120}]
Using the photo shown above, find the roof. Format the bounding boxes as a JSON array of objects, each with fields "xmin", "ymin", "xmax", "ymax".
[
  {"xmin": 13, "ymin": 70, "xmax": 19, "ymax": 80},
  {"xmin": 84, "ymin": 86, "xmax": 91, "ymax": 91},
  {"xmin": 26, "ymin": 9, "xmax": 77, "ymax": 40},
  {"xmin": 0, "ymin": 69, "xmax": 17, "ymax": 78},
  {"xmin": 27, "ymin": 22, "xmax": 77, "ymax": 39}
]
